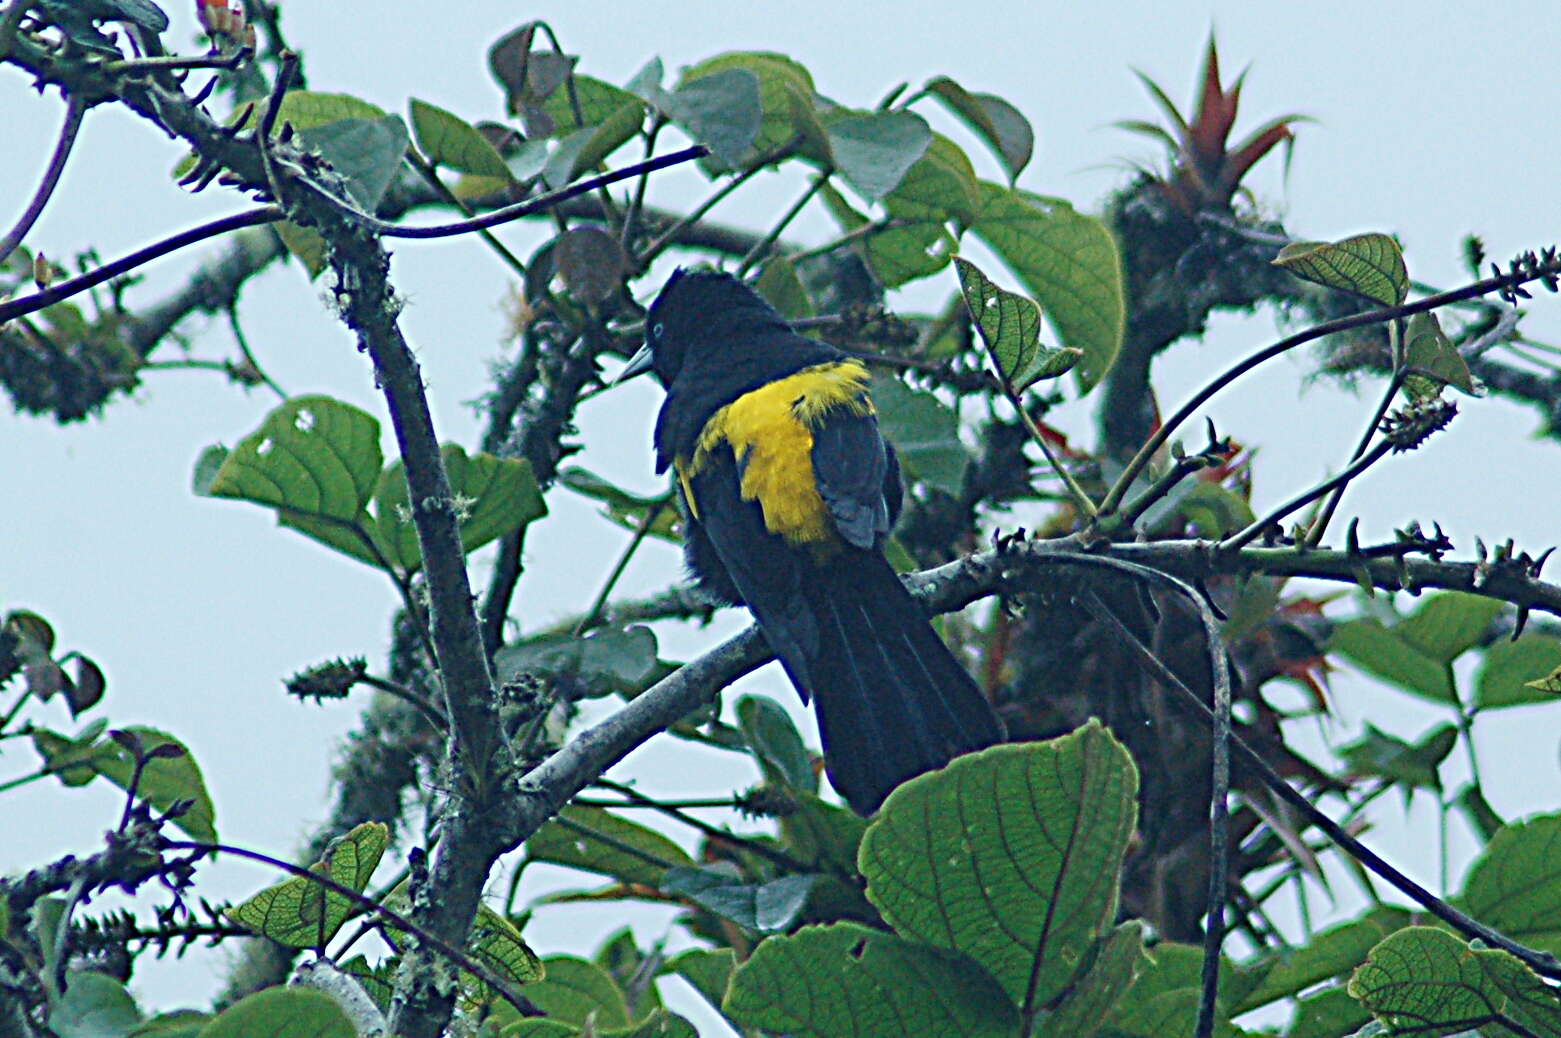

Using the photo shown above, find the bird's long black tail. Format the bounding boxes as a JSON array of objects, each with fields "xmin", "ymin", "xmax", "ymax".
[{"xmin": 791, "ymin": 551, "xmax": 1004, "ymax": 814}]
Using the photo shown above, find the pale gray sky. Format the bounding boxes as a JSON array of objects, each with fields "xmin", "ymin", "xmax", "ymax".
[{"xmin": 4, "ymin": 1, "xmax": 1561, "ymax": 1027}]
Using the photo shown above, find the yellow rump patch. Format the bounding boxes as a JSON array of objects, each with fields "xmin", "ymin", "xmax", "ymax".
[{"xmin": 681, "ymin": 361, "xmax": 874, "ymax": 546}]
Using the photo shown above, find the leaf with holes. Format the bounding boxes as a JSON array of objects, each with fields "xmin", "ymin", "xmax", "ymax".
[
  {"xmin": 923, "ymin": 76, "xmax": 1034, "ymax": 183},
  {"xmin": 199, "ymin": 396, "xmax": 383, "ymax": 525},
  {"xmin": 972, "ymin": 183, "xmax": 1124, "ymax": 389},
  {"xmin": 725, "ymin": 923, "xmax": 1016, "ymax": 1038},
  {"xmin": 227, "ymin": 822, "xmax": 387, "ymax": 947},
  {"xmin": 955, "ymin": 256, "xmax": 1081, "ymax": 389},
  {"xmin": 410, "ymin": 99, "xmax": 511, "ymax": 179},
  {"xmin": 1349, "ymin": 927, "xmax": 1561, "ymax": 1036},
  {"xmin": 1274, "ymin": 233, "xmax": 1408, "ymax": 306},
  {"xmin": 859, "ymin": 721, "xmax": 1138, "ymax": 1011}
]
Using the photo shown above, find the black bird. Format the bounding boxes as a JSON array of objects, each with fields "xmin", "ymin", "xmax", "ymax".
[{"xmin": 619, "ymin": 269, "xmax": 1004, "ymax": 814}]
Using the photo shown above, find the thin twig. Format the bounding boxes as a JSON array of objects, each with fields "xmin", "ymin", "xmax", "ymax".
[
  {"xmin": 104, "ymin": 50, "xmax": 246, "ymax": 74},
  {"xmin": 574, "ymin": 500, "xmax": 668, "ymax": 636},
  {"xmin": 735, "ymin": 172, "xmax": 830, "ymax": 276},
  {"xmin": 1221, "ymin": 441, "xmax": 1394, "ymax": 551},
  {"xmin": 406, "ymin": 151, "xmax": 528, "ymax": 280},
  {"xmin": 1096, "ymin": 262, "xmax": 1561, "ymax": 518},
  {"xmin": 0, "ymin": 207, "xmax": 282, "ymax": 325},
  {"xmin": 161, "ymin": 840, "xmax": 533, "ymax": 1016},
  {"xmin": 359, "ymin": 674, "xmax": 448, "ymax": 731},
  {"xmin": 640, "ymin": 137, "xmax": 802, "ymax": 263},
  {"xmin": 591, "ymin": 779, "xmax": 818, "ymax": 875},
  {"xmin": 1061, "ymin": 559, "xmax": 1561, "ymax": 983},
  {"xmin": 0, "ymin": 92, "xmax": 86, "ymax": 268},
  {"xmin": 621, "ymin": 117, "xmax": 666, "ymax": 252},
  {"xmin": 226, "ymin": 303, "xmax": 288, "ymax": 401},
  {"xmin": 1303, "ymin": 367, "xmax": 1407, "ymax": 546}
]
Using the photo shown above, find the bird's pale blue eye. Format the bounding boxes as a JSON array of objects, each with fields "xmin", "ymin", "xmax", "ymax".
[{"xmin": 652, "ymin": 322, "xmax": 665, "ymax": 340}]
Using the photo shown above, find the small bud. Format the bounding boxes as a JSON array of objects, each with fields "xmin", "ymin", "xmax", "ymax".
[{"xmin": 32, "ymin": 254, "xmax": 52, "ymax": 289}]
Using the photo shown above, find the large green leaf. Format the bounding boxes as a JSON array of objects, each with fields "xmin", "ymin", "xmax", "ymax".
[
  {"xmin": 661, "ymin": 867, "xmax": 818, "ymax": 933},
  {"xmin": 724, "ymin": 923, "xmax": 1017, "ymax": 1038},
  {"xmin": 1460, "ymin": 813, "xmax": 1561, "ymax": 956},
  {"xmin": 737, "ymin": 694, "xmax": 815, "ymax": 791},
  {"xmin": 372, "ymin": 445, "xmax": 546, "ymax": 571},
  {"xmin": 1233, "ymin": 906, "xmax": 1412, "ymax": 1012},
  {"xmin": 410, "ymin": 99, "xmax": 512, "ymax": 179},
  {"xmin": 923, "ymin": 76, "xmax": 1034, "ymax": 183},
  {"xmin": 859, "ymin": 721, "xmax": 1138, "ymax": 1010},
  {"xmin": 542, "ymin": 74, "xmax": 641, "ymax": 134},
  {"xmin": 523, "ymin": 805, "xmax": 693, "ymax": 887},
  {"xmin": 664, "ymin": 948, "xmax": 735, "ymax": 1015},
  {"xmin": 1477, "ymin": 634, "xmax": 1561, "ymax": 709},
  {"xmin": 199, "ymin": 987, "xmax": 355, "ymax": 1038},
  {"xmin": 1285, "ymin": 987, "xmax": 1371, "ymax": 1038},
  {"xmin": 227, "ymin": 821, "xmax": 388, "ymax": 948},
  {"xmin": 661, "ymin": 67, "xmax": 763, "ymax": 169},
  {"xmin": 1328, "ymin": 619, "xmax": 1453, "ymax": 704},
  {"xmin": 30, "ymin": 726, "xmax": 216, "ymax": 842},
  {"xmin": 869, "ymin": 376, "xmax": 970, "ymax": 496},
  {"xmin": 1273, "ymin": 233, "xmax": 1409, "ymax": 307},
  {"xmin": 295, "ymin": 116, "xmax": 409, "ymax": 210},
  {"xmin": 524, "ymin": 956, "xmax": 632, "ymax": 1028},
  {"xmin": 497, "ymin": 624, "xmax": 662, "ymax": 698},
  {"xmin": 1036, "ymin": 921, "xmax": 1150, "ymax": 1037},
  {"xmin": 955, "ymin": 256, "xmax": 1081, "ymax": 389},
  {"xmin": 825, "ymin": 109, "xmax": 931, "ymax": 200},
  {"xmin": 1349, "ymin": 927, "xmax": 1561, "ymax": 1036},
  {"xmin": 48, "ymin": 971, "xmax": 141, "ymax": 1038},
  {"xmin": 677, "ymin": 52, "xmax": 817, "ymax": 161},
  {"xmin": 198, "ymin": 395, "xmax": 383, "ymax": 523},
  {"xmin": 1394, "ymin": 591, "xmax": 1504, "ymax": 663},
  {"xmin": 971, "ymin": 182, "xmax": 1124, "ymax": 389}
]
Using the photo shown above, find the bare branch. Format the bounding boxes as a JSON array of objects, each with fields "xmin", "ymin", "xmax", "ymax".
[{"xmin": 0, "ymin": 91, "xmax": 86, "ymax": 267}]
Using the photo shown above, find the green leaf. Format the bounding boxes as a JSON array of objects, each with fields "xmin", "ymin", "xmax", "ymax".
[
  {"xmin": 201, "ymin": 395, "xmax": 383, "ymax": 524},
  {"xmin": 1274, "ymin": 233, "xmax": 1409, "ymax": 306},
  {"xmin": 601, "ymin": 1010, "xmax": 698, "ymax": 1037},
  {"xmin": 1477, "ymin": 634, "xmax": 1561, "ymax": 709},
  {"xmin": 780, "ymin": 792, "xmax": 869, "ymax": 877},
  {"xmin": 1395, "ymin": 591, "xmax": 1503, "ymax": 663},
  {"xmin": 1099, "ymin": 942, "xmax": 1244, "ymax": 1038},
  {"xmin": 954, "ymin": 256, "xmax": 1081, "ymax": 389},
  {"xmin": 1349, "ymin": 926, "xmax": 1561, "ymax": 1037},
  {"xmin": 1234, "ymin": 906, "xmax": 1412, "ymax": 1012},
  {"xmin": 1461, "ymin": 813, "xmax": 1561, "ymax": 957},
  {"xmin": 664, "ymin": 948, "xmax": 734, "ymax": 1015},
  {"xmin": 1403, "ymin": 311, "xmax": 1477, "ymax": 398},
  {"xmin": 1455, "ymin": 782, "xmax": 1507, "ymax": 843},
  {"xmin": 661, "ymin": 867, "xmax": 818, "ymax": 933},
  {"xmin": 497, "ymin": 624, "xmax": 662, "ymax": 698},
  {"xmin": 227, "ymin": 821, "xmax": 388, "ymax": 947},
  {"xmin": 677, "ymin": 52, "xmax": 817, "ymax": 162},
  {"xmin": 198, "ymin": 987, "xmax": 355, "ymax": 1038},
  {"xmin": 524, "ymin": 955, "xmax": 632, "ymax": 1028},
  {"xmin": 543, "ymin": 74, "xmax": 642, "ymax": 134},
  {"xmin": 30, "ymin": 726, "xmax": 216, "ymax": 842},
  {"xmin": 1328, "ymin": 619, "xmax": 1454, "ymax": 704},
  {"xmin": 127, "ymin": 1010, "xmax": 209, "ymax": 1037},
  {"xmin": 724, "ymin": 922, "xmax": 1018, "ymax": 1038},
  {"xmin": 523, "ymin": 804, "xmax": 693, "ymax": 887},
  {"xmin": 295, "ymin": 115, "xmax": 410, "ymax": 209},
  {"xmin": 274, "ymin": 222, "xmax": 328, "ymax": 279},
  {"xmin": 272, "ymin": 91, "xmax": 387, "ymax": 132},
  {"xmin": 923, "ymin": 76, "xmax": 1034, "ymax": 182},
  {"xmin": 1036, "ymin": 921, "xmax": 1151, "ymax": 1037},
  {"xmin": 737, "ymin": 694, "xmax": 816, "ymax": 791},
  {"xmin": 868, "ymin": 376, "xmax": 970, "ymax": 496},
  {"xmin": 665, "ymin": 68, "xmax": 763, "ymax": 170},
  {"xmin": 555, "ymin": 225, "xmax": 627, "ymax": 303},
  {"xmin": 754, "ymin": 256, "xmax": 814, "ymax": 319},
  {"xmin": 410, "ymin": 99, "xmax": 512, "ymax": 179},
  {"xmin": 371, "ymin": 446, "xmax": 546, "ymax": 571},
  {"xmin": 559, "ymin": 467, "xmax": 679, "ymax": 541},
  {"xmin": 885, "ymin": 133, "xmax": 981, "ymax": 226},
  {"xmin": 1285, "ymin": 987, "xmax": 1372, "ymax": 1038},
  {"xmin": 971, "ymin": 182, "xmax": 1125, "ymax": 389},
  {"xmin": 496, "ymin": 1021, "xmax": 577, "ymax": 1038},
  {"xmin": 48, "ymin": 972, "xmax": 141, "ymax": 1038},
  {"xmin": 1163, "ymin": 482, "xmax": 1256, "ymax": 538},
  {"xmin": 859, "ymin": 721, "xmax": 1139, "ymax": 1009},
  {"xmin": 825, "ymin": 110, "xmax": 931, "ymax": 200},
  {"xmin": 467, "ymin": 903, "xmax": 546, "ymax": 987},
  {"xmin": 542, "ymin": 101, "xmax": 644, "ymax": 186},
  {"xmin": 1338, "ymin": 723, "xmax": 1457, "ymax": 792}
]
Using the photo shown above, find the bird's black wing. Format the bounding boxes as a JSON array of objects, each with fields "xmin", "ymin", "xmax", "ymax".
[{"xmin": 810, "ymin": 407, "xmax": 893, "ymax": 550}]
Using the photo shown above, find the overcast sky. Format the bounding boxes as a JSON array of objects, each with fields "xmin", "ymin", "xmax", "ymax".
[{"xmin": 5, "ymin": 1, "xmax": 1561, "ymax": 1027}]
